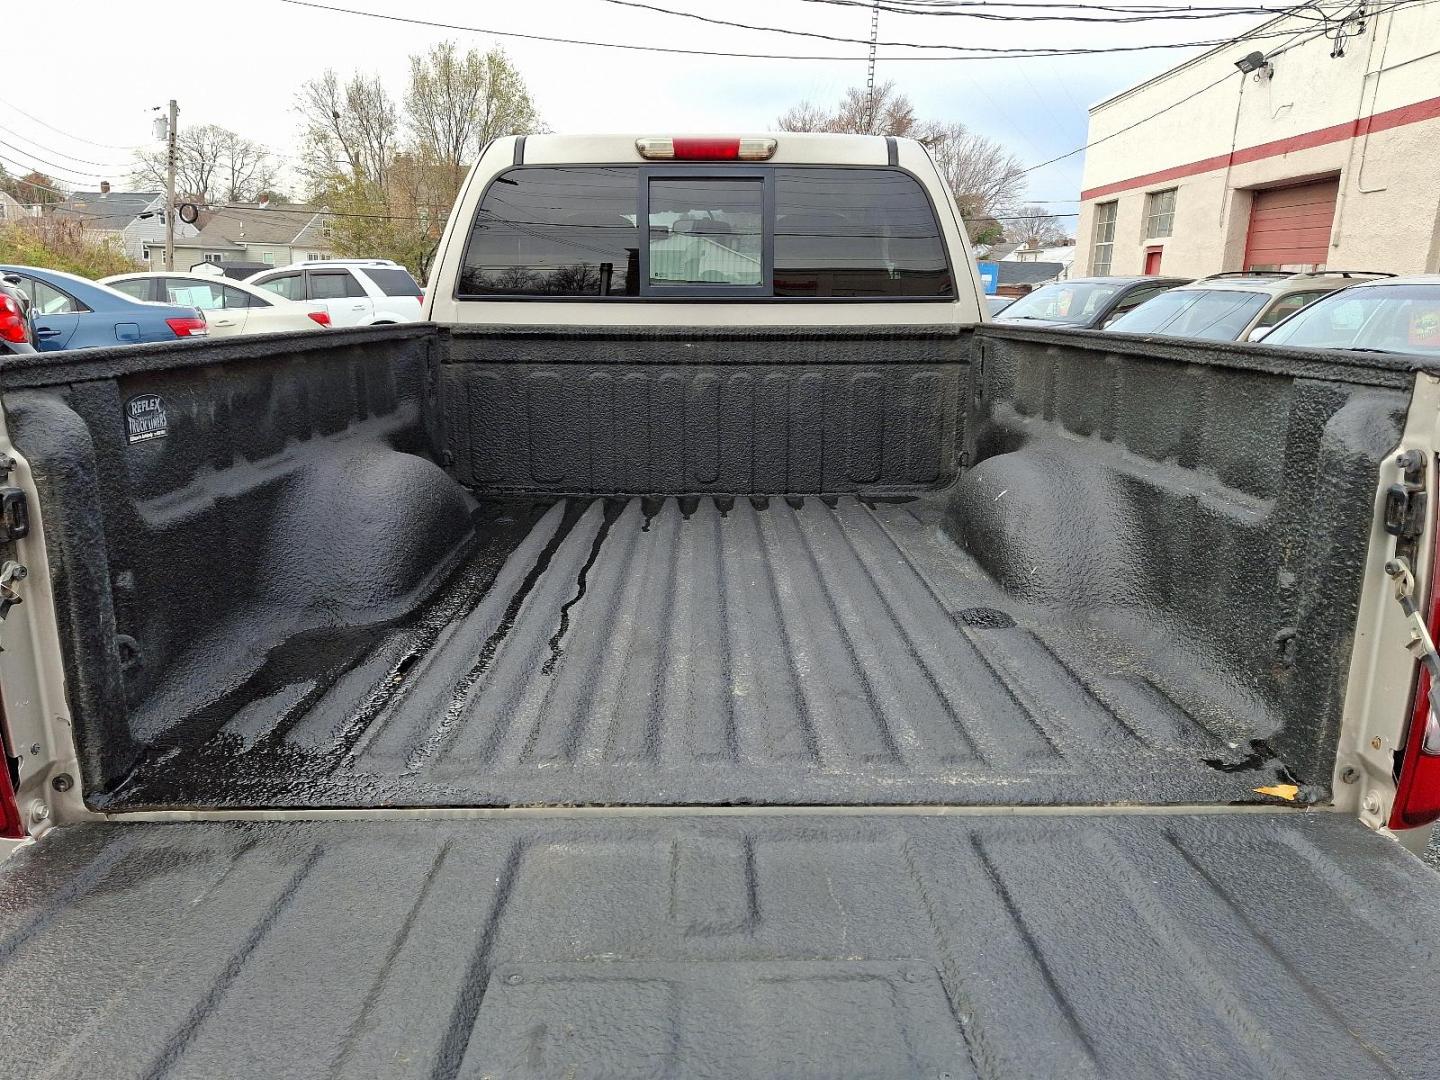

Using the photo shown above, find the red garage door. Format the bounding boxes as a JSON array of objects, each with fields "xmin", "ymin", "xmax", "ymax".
[{"xmin": 1243, "ymin": 177, "xmax": 1339, "ymax": 271}]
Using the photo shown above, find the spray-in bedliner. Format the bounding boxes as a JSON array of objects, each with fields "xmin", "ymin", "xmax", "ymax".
[
  {"xmin": 2, "ymin": 811, "xmax": 1437, "ymax": 1079},
  {"xmin": 100, "ymin": 495, "xmax": 1289, "ymax": 810}
]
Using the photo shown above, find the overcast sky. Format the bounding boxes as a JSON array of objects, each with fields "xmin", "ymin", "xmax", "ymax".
[{"xmin": 0, "ymin": 0, "xmax": 1285, "ymax": 223}]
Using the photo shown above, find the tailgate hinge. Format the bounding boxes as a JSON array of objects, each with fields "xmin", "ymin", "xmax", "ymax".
[{"xmin": 1383, "ymin": 449, "xmax": 1427, "ymax": 556}]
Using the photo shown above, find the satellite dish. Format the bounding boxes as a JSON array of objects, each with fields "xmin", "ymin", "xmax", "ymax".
[{"xmin": 177, "ymin": 203, "xmax": 200, "ymax": 225}]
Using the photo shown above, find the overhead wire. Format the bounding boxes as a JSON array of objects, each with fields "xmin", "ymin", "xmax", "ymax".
[
  {"xmin": 0, "ymin": 123, "xmax": 135, "ymax": 172},
  {"xmin": 605, "ymin": 0, "xmax": 1334, "ymax": 37},
  {"xmin": 1013, "ymin": 0, "xmax": 1421, "ymax": 175},
  {"xmin": 0, "ymin": 94, "xmax": 143, "ymax": 152},
  {"xmin": 275, "ymin": 0, "xmax": 1375, "ymax": 61}
]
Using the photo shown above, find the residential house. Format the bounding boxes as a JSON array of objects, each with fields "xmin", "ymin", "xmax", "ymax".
[
  {"xmin": 53, "ymin": 183, "xmax": 199, "ymax": 264},
  {"xmin": 1008, "ymin": 240, "xmax": 1078, "ymax": 279},
  {"xmin": 1075, "ymin": 1, "xmax": 1440, "ymax": 277},
  {"xmin": 995, "ymin": 260, "xmax": 1065, "ymax": 297},
  {"xmin": 0, "ymin": 191, "xmax": 35, "ymax": 224},
  {"xmin": 167, "ymin": 201, "xmax": 334, "ymax": 272},
  {"xmin": 974, "ymin": 241, "xmax": 1021, "ymax": 261}
]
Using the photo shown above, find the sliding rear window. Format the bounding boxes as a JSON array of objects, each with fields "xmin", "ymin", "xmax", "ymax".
[{"xmin": 457, "ymin": 165, "xmax": 952, "ymax": 300}]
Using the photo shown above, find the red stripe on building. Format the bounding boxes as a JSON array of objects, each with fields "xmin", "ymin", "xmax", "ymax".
[{"xmin": 1080, "ymin": 93, "xmax": 1440, "ymax": 201}]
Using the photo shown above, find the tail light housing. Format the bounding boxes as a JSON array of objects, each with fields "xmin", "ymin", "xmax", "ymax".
[
  {"xmin": 0, "ymin": 699, "xmax": 23, "ymax": 840},
  {"xmin": 1390, "ymin": 503, "xmax": 1440, "ymax": 828},
  {"xmin": 306, "ymin": 311, "xmax": 331, "ymax": 327},
  {"xmin": 636, "ymin": 137, "xmax": 777, "ymax": 161},
  {"xmin": 166, "ymin": 315, "xmax": 207, "ymax": 338},
  {"xmin": 0, "ymin": 294, "xmax": 30, "ymax": 345}
]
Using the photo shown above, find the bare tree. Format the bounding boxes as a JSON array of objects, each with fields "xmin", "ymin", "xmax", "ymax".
[
  {"xmin": 921, "ymin": 121, "xmax": 1028, "ymax": 238},
  {"xmin": 296, "ymin": 69, "xmax": 400, "ymax": 191},
  {"xmin": 1007, "ymin": 204, "xmax": 1065, "ymax": 248},
  {"xmin": 775, "ymin": 85, "xmax": 1028, "ymax": 240},
  {"xmin": 132, "ymin": 124, "xmax": 277, "ymax": 202},
  {"xmin": 777, "ymin": 81, "xmax": 918, "ymax": 137}
]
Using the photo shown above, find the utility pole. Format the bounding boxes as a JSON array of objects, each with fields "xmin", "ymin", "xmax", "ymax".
[
  {"xmin": 164, "ymin": 99, "xmax": 178, "ymax": 271},
  {"xmin": 866, "ymin": 0, "xmax": 880, "ymax": 133}
]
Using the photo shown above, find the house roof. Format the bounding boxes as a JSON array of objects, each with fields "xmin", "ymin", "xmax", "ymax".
[
  {"xmin": 1010, "ymin": 245, "xmax": 1078, "ymax": 265},
  {"xmin": 980, "ymin": 242, "xmax": 1022, "ymax": 261},
  {"xmin": 193, "ymin": 204, "xmax": 324, "ymax": 248},
  {"xmin": 54, "ymin": 191, "xmax": 162, "ymax": 230},
  {"xmin": 189, "ymin": 260, "xmax": 272, "ymax": 280},
  {"xmin": 171, "ymin": 235, "xmax": 244, "ymax": 251},
  {"xmin": 997, "ymin": 260, "xmax": 1066, "ymax": 286}
]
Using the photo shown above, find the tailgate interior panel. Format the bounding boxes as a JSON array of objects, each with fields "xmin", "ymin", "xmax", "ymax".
[{"xmin": 0, "ymin": 811, "xmax": 1435, "ymax": 1079}]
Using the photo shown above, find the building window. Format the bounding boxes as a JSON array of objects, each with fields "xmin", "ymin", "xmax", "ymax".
[
  {"xmin": 306, "ymin": 252, "xmax": 322, "ymax": 261},
  {"xmin": 141, "ymin": 246, "xmax": 151, "ymax": 262},
  {"xmin": 263, "ymin": 252, "xmax": 276, "ymax": 264},
  {"xmin": 1145, "ymin": 189, "xmax": 1176, "ymax": 239},
  {"xmin": 1091, "ymin": 201, "xmax": 1118, "ymax": 275},
  {"xmin": 205, "ymin": 252, "xmax": 224, "ymax": 264}
]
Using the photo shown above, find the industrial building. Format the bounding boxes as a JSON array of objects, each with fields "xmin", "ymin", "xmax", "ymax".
[{"xmin": 1074, "ymin": 2, "xmax": 1440, "ymax": 278}]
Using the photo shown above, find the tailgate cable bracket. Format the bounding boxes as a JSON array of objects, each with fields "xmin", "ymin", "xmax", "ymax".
[
  {"xmin": 0, "ymin": 559, "xmax": 26, "ymax": 649},
  {"xmin": 1384, "ymin": 556, "xmax": 1440, "ymax": 753}
]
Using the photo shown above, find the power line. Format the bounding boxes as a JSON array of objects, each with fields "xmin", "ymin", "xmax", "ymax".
[
  {"xmin": 0, "ymin": 123, "xmax": 135, "ymax": 172},
  {"xmin": 609, "ymin": 0, "xmax": 1333, "ymax": 37},
  {"xmin": 0, "ymin": 138, "xmax": 124, "ymax": 188},
  {"xmin": 276, "ymin": 0, "xmax": 1362, "ymax": 60},
  {"xmin": 0, "ymin": 95, "xmax": 143, "ymax": 152},
  {"xmin": 1014, "ymin": 0, "xmax": 1416, "ymax": 175},
  {"xmin": 793, "ymin": 0, "xmax": 1345, "ymax": 19}
]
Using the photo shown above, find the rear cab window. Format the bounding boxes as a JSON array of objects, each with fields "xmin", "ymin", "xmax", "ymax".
[{"xmin": 458, "ymin": 165, "xmax": 954, "ymax": 301}]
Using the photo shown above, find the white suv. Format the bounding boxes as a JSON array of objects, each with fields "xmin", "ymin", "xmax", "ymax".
[{"xmin": 245, "ymin": 260, "xmax": 423, "ymax": 327}]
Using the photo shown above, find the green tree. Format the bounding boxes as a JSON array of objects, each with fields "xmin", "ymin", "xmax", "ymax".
[
  {"xmin": 0, "ymin": 219, "xmax": 140, "ymax": 278},
  {"xmin": 293, "ymin": 42, "xmax": 544, "ymax": 276},
  {"xmin": 405, "ymin": 42, "xmax": 542, "ymax": 198},
  {"xmin": 0, "ymin": 167, "xmax": 65, "ymax": 205}
]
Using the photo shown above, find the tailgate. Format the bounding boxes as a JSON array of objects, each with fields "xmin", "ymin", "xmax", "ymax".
[{"xmin": 1, "ymin": 810, "xmax": 1437, "ymax": 1079}]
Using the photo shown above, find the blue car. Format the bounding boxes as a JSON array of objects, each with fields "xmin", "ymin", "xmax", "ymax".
[{"xmin": 0, "ymin": 265, "xmax": 206, "ymax": 352}]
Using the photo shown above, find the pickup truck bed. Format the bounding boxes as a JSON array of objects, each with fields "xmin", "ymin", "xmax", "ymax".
[
  {"xmin": 113, "ymin": 492, "xmax": 1268, "ymax": 810},
  {"xmin": 4, "ymin": 323, "xmax": 1438, "ymax": 1077},
  {"xmin": 2, "ymin": 810, "xmax": 1438, "ymax": 1079}
]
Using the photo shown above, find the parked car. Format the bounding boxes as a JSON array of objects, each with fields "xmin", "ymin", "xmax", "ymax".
[
  {"xmin": 984, "ymin": 295, "xmax": 1015, "ymax": 317},
  {"xmin": 0, "ymin": 265, "xmax": 206, "ymax": 351},
  {"xmin": 245, "ymin": 259, "xmax": 424, "ymax": 327},
  {"xmin": 0, "ymin": 273, "xmax": 35, "ymax": 355},
  {"xmin": 991, "ymin": 275, "xmax": 1190, "ymax": 329},
  {"xmin": 4, "ymin": 134, "xmax": 1440, "ymax": 1076},
  {"xmin": 1104, "ymin": 270, "xmax": 1389, "ymax": 342},
  {"xmin": 1254, "ymin": 274, "xmax": 1440, "ymax": 354},
  {"xmin": 100, "ymin": 272, "xmax": 331, "ymax": 338}
]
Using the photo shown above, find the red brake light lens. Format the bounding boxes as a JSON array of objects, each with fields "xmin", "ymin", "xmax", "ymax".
[
  {"xmin": 1391, "ymin": 499, "xmax": 1440, "ymax": 828},
  {"xmin": 636, "ymin": 137, "xmax": 777, "ymax": 161},
  {"xmin": 0, "ymin": 698, "xmax": 23, "ymax": 839},
  {"xmin": 0, "ymin": 295, "xmax": 29, "ymax": 345},
  {"xmin": 306, "ymin": 311, "xmax": 331, "ymax": 326},
  {"xmin": 166, "ymin": 315, "xmax": 208, "ymax": 338}
]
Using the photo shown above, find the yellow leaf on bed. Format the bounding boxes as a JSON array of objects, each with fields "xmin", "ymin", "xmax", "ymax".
[{"xmin": 1254, "ymin": 783, "xmax": 1300, "ymax": 801}]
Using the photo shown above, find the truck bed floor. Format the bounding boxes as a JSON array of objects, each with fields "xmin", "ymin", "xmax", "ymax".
[
  {"xmin": 2, "ymin": 811, "xmax": 1436, "ymax": 1079},
  {"xmin": 108, "ymin": 497, "xmax": 1281, "ymax": 810}
]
